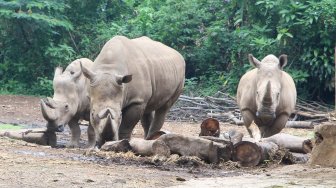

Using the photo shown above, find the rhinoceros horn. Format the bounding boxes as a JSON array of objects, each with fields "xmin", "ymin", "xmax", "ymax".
[
  {"xmin": 98, "ymin": 108, "xmax": 112, "ymax": 119},
  {"xmin": 106, "ymin": 113, "xmax": 119, "ymax": 141},
  {"xmin": 262, "ymin": 81, "xmax": 272, "ymax": 105},
  {"xmin": 40, "ymin": 98, "xmax": 57, "ymax": 121},
  {"xmin": 80, "ymin": 61, "xmax": 96, "ymax": 81}
]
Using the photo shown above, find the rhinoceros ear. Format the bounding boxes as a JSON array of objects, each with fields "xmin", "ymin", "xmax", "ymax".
[
  {"xmin": 54, "ymin": 67, "xmax": 63, "ymax": 77},
  {"xmin": 248, "ymin": 54, "xmax": 261, "ymax": 68},
  {"xmin": 278, "ymin": 54, "xmax": 288, "ymax": 69},
  {"xmin": 116, "ymin": 74, "xmax": 132, "ymax": 85},
  {"xmin": 80, "ymin": 61, "xmax": 96, "ymax": 81}
]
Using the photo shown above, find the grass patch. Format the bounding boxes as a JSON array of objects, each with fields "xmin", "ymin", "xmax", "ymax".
[{"xmin": 0, "ymin": 124, "xmax": 24, "ymax": 130}]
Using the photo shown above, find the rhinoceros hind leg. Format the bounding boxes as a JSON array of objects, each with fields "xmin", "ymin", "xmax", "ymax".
[
  {"xmin": 146, "ymin": 105, "xmax": 171, "ymax": 140},
  {"xmin": 141, "ymin": 112, "xmax": 154, "ymax": 138},
  {"xmin": 263, "ymin": 114, "xmax": 289, "ymax": 138},
  {"xmin": 119, "ymin": 104, "xmax": 145, "ymax": 140},
  {"xmin": 67, "ymin": 118, "xmax": 80, "ymax": 148},
  {"xmin": 86, "ymin": 124, "xmax": 96, "ymax": 148}
]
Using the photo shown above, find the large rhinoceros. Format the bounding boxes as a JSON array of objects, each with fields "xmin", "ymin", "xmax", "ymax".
[
  {"xmin": 236, "ymin": 54, "xmax": 296, "ymax": 141},
  {"xmin": 40, "ymin": 58, "xmax": 95, "ymax": 148},
  {"xmin": 81, "ymin": 36, "xmax": 185, "ymax": 147}
]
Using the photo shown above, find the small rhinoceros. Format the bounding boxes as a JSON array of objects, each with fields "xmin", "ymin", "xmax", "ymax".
[
  {"xmin": 40, "ymin": 58, "xmax": 95, "ymax": 148},
  {"xmin": 236, "ymin": 54, "xmax": 297, "ymax": 141},
  {"xmin": 81, "ymin": 36, "xmax": 185, "ymax": 147}
]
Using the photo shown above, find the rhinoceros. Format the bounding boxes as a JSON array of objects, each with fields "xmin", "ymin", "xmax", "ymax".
[
  {"xmin": 81, "ymin": 36, "xmax": 185, "ymax": 147},
  {"xmin": 236, "ymin": 54, "xmax": 296, "ymax": 141},
  {"xmin": 40, "ymin": 58, "xmax": 95, "ymax": 148}
]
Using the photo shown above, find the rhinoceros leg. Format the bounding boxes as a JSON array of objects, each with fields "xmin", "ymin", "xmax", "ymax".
[
  {"xmin": 262, "ymin": 114, "xmax": 289, "ymax": 137},
  {"xmin": 146, "ymin": 105, "xmax": 171, "ymax": 140},
  {"xmin": 86, "ymin": 124, "xmax": 96, "ymax": 148},
  {"xmin": 67, "ymin": 118, "xmax": 81, "ymax": 148},
  {"xmin": 241, "ymin": 110, "xmax": 261, "ymax": 141},
  {"xmin": 119, "ymin": 104, "xmax": 145, "ymax": 139},
  {"xmin": 141, "ymin": 112, "xmax": 154, "ymax": 138}
]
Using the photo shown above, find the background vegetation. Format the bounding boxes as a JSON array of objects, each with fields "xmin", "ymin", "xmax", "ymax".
[{"xmin": 0, "ymin": 0, "xmax": 335, "ymax": 103}]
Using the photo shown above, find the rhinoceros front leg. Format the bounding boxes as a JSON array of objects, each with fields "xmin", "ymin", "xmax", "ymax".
[
  {"xmin": 241, "ymin": 110, "xmax": 261, "ymax": 142},
  {"xmin": 141, "ymin": 112, "xmax": 154, "ymax": 138},
  {"xmin": 86, "ymin": 123, "xmax": 96, "ymax": 148},
  {"xmin": 119, "ymin": 104, "xmax": 145, "ymax": 140},
  {"xmin": 67, "ymin": 118, "xmax": 81, "ymax": 148},
  {"xmin": 262, "ymin": 113, "xmax": 289, "ymax": 138}
]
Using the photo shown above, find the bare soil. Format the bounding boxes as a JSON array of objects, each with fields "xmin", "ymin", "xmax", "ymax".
[{"xmin": 0, "ymin": 95, "xmax": 335, "ymax": 188}]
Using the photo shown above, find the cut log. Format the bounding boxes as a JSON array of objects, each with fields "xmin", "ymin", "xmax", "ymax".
[
  {"xmin": 232, "ymin": 141, "xmax": 262, "ymax": 167},
  {"xmin": 285, "ymin": 121, "xmax": 314, "ymax": 129},
  {"xmin": 223, "ymin": 129, "xmax": 244, "ymax": 145},
  {"xmin": 200, "ymin": 129, "xmax": 243, "ymax": 145},
  {"xmin": 0, "ymin": 129, "xmax": 56, "ymax": 147},
  {"xmin": 129, "ymin": 138, "xmax": 170, "ymax": 157},
  {"xmin": 261, "ymin": 133, "xmax": 312, "ymax": 153},
  {"xmin": 309, "ymin": 122, "xmax": 336, "ymax": 167},
  {"xmin": 199, "ymin": 118, "xmax": 220, "ymax": 137},
  {"xmin": 158, "ymin": 133, "xmax": 231, "ymax": 163},
  {"xmin": 101, "ymin": 139, "xmax": 132, "ymax": 152},
  {"xmin": 283, "ymin": 152, "xmax": 310, "ymax": 164}
]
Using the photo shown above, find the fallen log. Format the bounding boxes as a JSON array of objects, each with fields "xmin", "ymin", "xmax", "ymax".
[
  {"xmin": 158, "ymin": 133, "xmax": 232, "ymax": 163},
  {"xmin": 200, "ymin": 136, "xmax": 232, "ymax": 145},
  {"xmin": 0, "ymin": 128, "xmax": 56, "ymax": 147},
  {"xmin": 101, "ymin": 139, "xmax": 132, "ymax": 152},
  {"xmin": 309, "ymin": 122, "xmax": 336, "ymax": 167},
  {"xmin": 283, "ymin": 152, "xmax": 310, "ymax": 164},
  {"xmin": 129, "ymin": 138, "xmax": 170, "ymax": 157},
  {"xmin": 232, "ymin": 136, "xmax": 311, "ymax": 167},
  {"xmin": 261, "ymin": 133, "xmax": 312, "ymax": 153},
  {"xmin": 285, "ymin": 121, "xmax": 314, "ymax": 129}
]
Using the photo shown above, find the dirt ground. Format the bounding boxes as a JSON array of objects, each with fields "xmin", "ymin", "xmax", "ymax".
[{"xmin": 0, "ymin": 95, "xmax": 335, "ymax": 188}]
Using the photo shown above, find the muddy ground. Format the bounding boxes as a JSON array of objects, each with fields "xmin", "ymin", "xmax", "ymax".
[{"xmin": 0, "ymin": 95, "xmax": 335, "ymax": 188}]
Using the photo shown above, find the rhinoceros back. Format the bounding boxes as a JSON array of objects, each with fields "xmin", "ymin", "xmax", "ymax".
[{"xmin": 94, "ymin": 36, "xmax": 185, "ymax": 111}]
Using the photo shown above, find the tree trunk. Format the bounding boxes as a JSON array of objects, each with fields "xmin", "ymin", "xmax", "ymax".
[
  {"xmin": 285, "ymin": 121, "xmax": 314, "ymax": 129},
  {"xmin": 101, "ymin": 139, "xmax": 132, "ymax": 152},
  {"xmin": 158, "ymin": 133, "xmax": 231, "ymax": 163},
  {"xmin": 129, "ymin": 138, "xmax": 170, "ymax": 157},
  {"xmin": 0, "ymin": 129, "xmax": 56, "ymax": 147},
  {"xmin": 309, "ymin": 122, "xmax": 336, "ymax": 167},
  {"xmin": 261, "ymin": 133, "xmax": 312, "ymax": 153}
]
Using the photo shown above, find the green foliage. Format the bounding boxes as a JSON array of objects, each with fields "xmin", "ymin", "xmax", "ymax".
[{"xmin": 0, "ymin": 0, "xmax": 334, "ymax": 103}]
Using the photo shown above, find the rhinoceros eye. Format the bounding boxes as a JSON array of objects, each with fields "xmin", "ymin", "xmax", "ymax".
[
  {"xmin": 70, "ymin": 71, "xmax": 74, "ymax": 75},
  {"xmin": 65, "ymin": 104, "xmax": 69, "ymax": 111}
]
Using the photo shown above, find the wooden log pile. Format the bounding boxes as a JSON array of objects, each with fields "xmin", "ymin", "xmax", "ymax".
[
  {"xmin": 167, "ymin": 92, "xmax": 333, "ymax": 128},
  {"xmin": 101, "ymin": 130, "xmax": 312, "ymax": 167}
]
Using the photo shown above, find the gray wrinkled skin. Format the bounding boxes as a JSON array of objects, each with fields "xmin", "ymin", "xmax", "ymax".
[
  {"xmin": 41, "ymin": 58, "xmax": 95, "ymax": 148},
  {"xmin": 81, "ymin": 36, "xmax": 185, "ymax": 147},
  {"xmin": 236, "ymin": 54, "xmax": 297, "ymax": 141}
]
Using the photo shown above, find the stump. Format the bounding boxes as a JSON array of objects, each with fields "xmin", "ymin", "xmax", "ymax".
[
  {"xmin": 309, "ymin": 122, "xmax": 336, "ymax": 167},
  {"xmin": 199, "ymin": 118, "xmax": 220, "ymax": 137},
  {"xmin": 0, "ymin": 128, "xmax": 57, "ymax": 147}
]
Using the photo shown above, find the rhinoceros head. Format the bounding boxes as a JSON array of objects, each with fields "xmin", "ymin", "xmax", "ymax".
[
  {"xmin": 81, "ymin": 62, "xmax": 132, "ymax": 146},
  {"xmin": 248, "ymin": 54, "xmax": 288, "ymax": 120},
  {"xmin": 41, "ymin": 60, "xmax": 87, "ymax": 132}
]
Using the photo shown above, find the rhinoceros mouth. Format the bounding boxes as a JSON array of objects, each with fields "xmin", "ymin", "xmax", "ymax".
[{"xmin": 256, "ymin": 111, "xmax": 276, "ymax": 119}]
